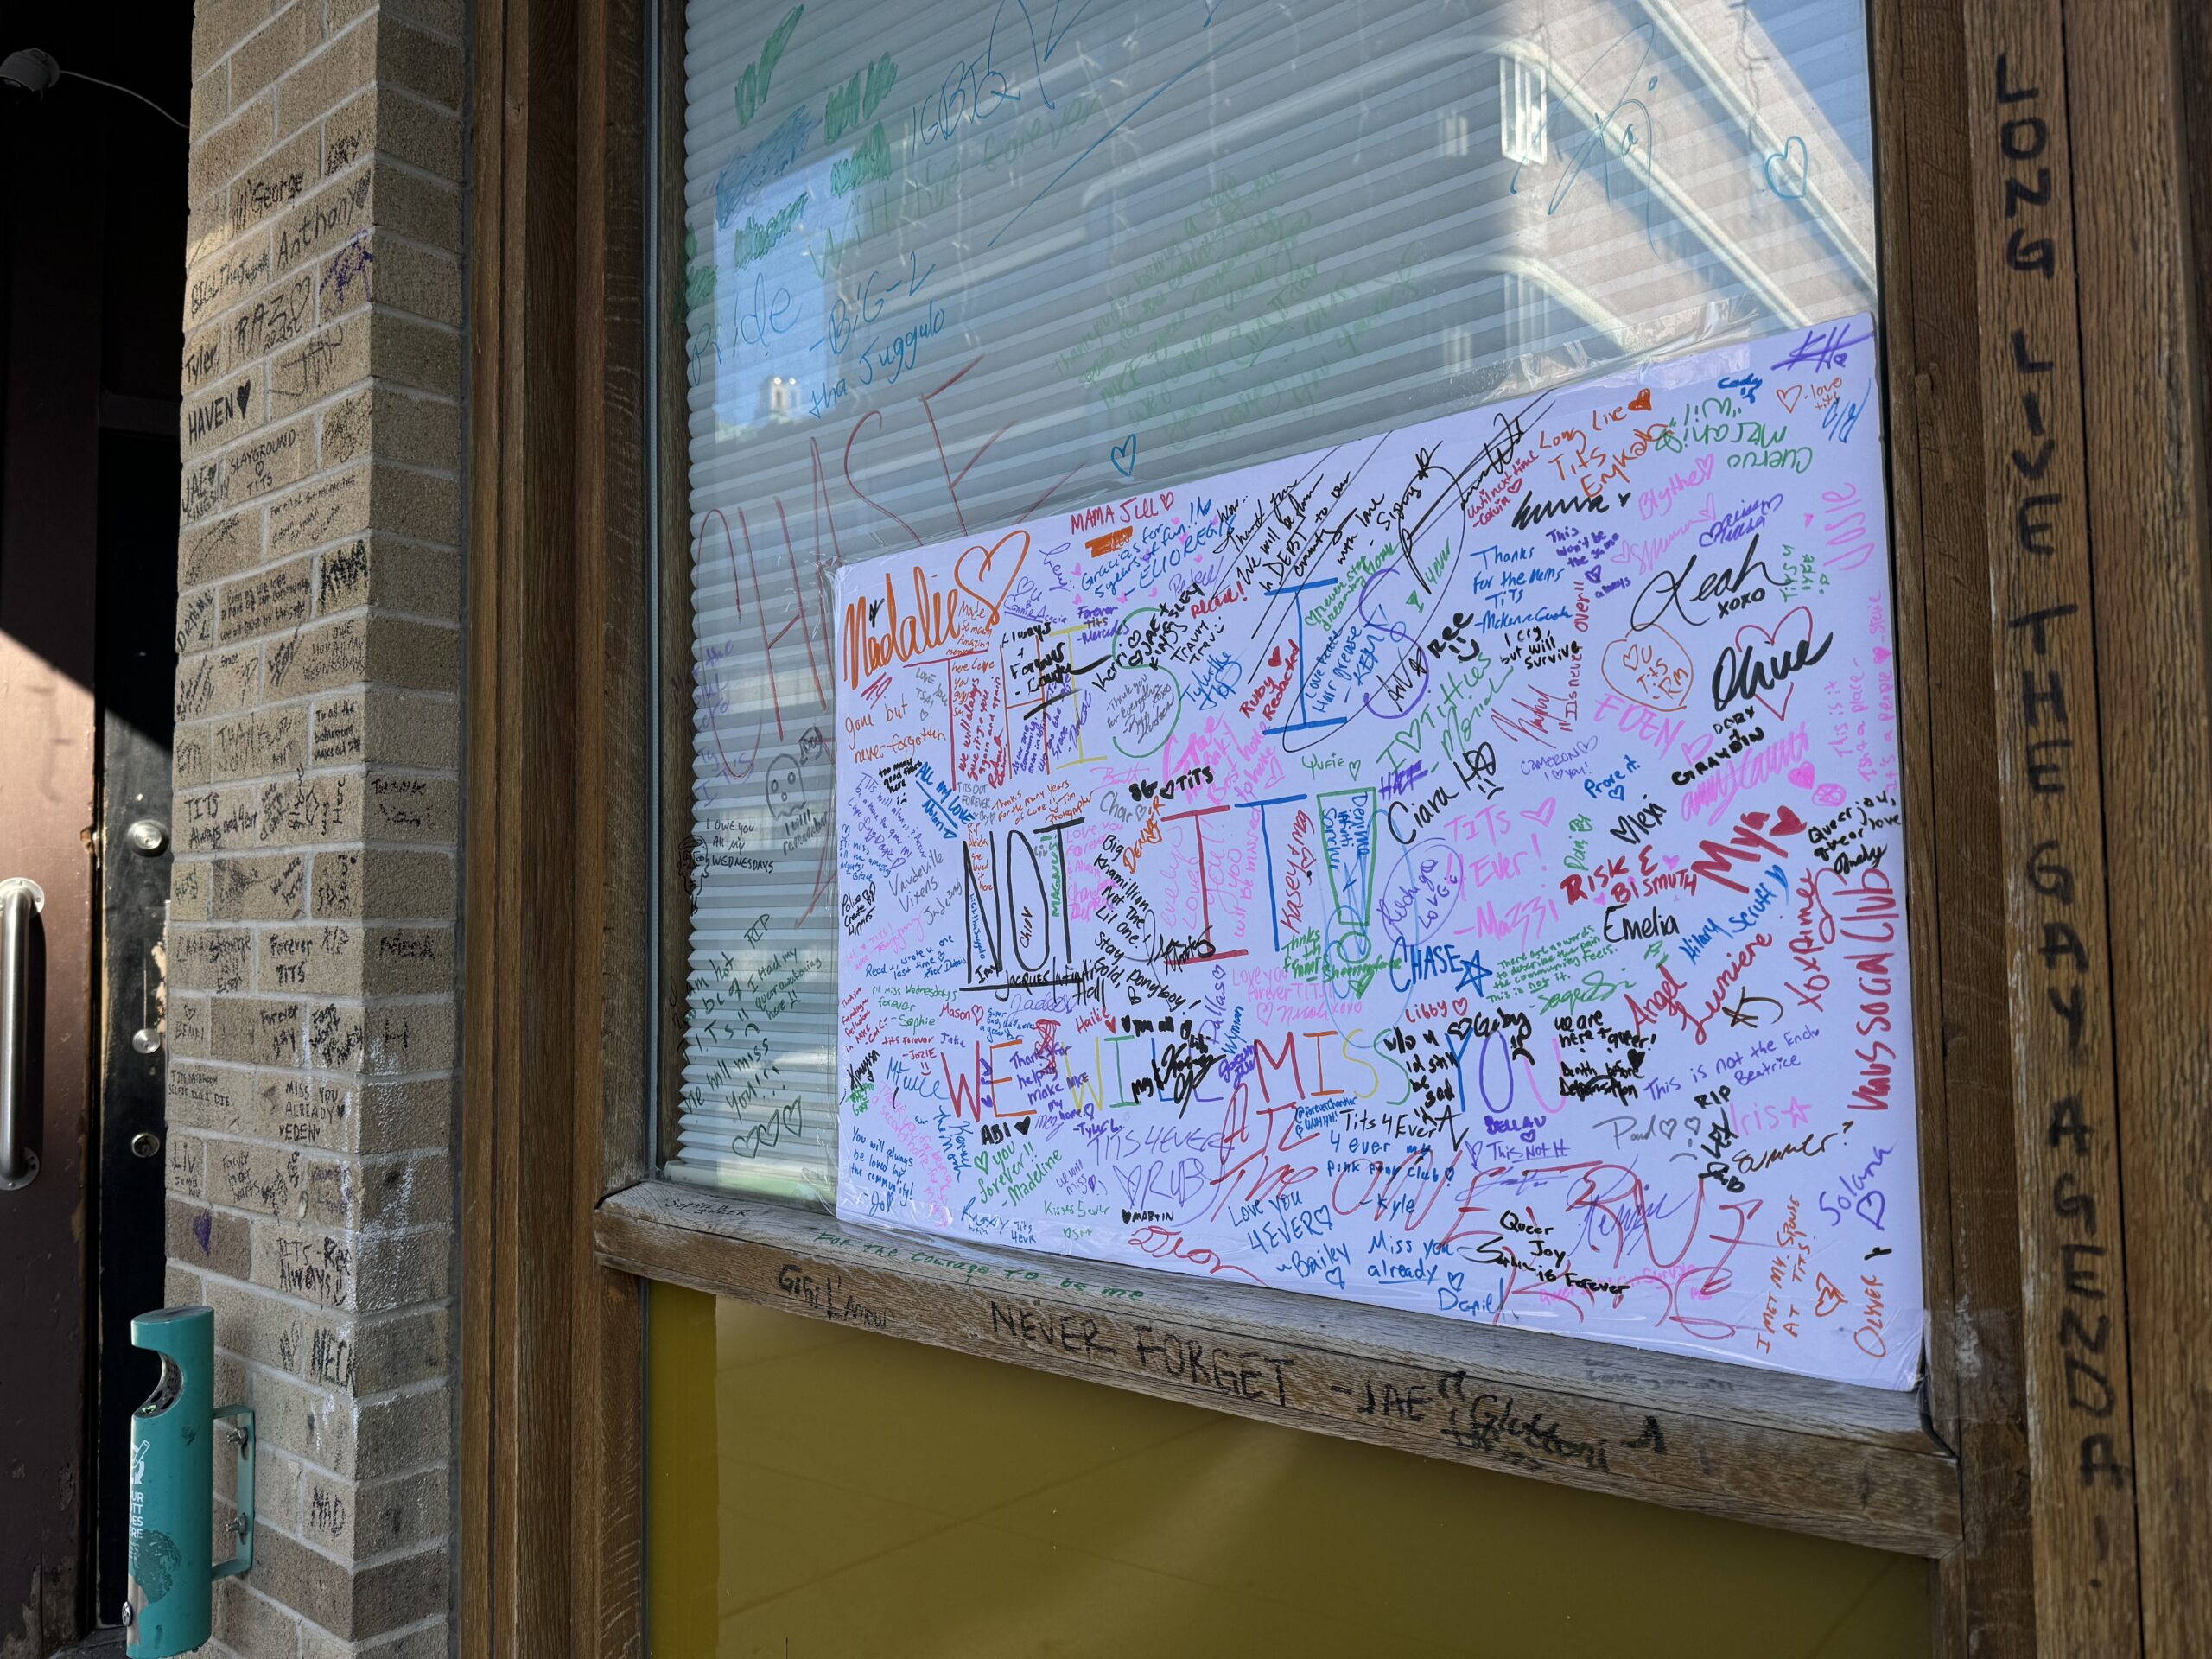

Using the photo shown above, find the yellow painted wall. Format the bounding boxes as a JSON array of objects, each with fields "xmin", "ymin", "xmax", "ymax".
[{"xmin": 648, "ymin": 1284, "xmax": 1927, "ymax": 1657}]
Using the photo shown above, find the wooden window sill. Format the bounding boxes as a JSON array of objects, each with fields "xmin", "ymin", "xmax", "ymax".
[{"xmin": 595, "ymin": 1179, "xmax": 1960, "ymax": 1555}]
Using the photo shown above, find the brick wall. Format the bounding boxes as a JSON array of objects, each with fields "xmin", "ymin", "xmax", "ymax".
[{"xmin": 164, "ymin": 2, "xmax": 465, "ymax": 1653}]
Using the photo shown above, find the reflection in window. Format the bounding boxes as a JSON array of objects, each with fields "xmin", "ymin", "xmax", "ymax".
[{"xmin": 667, "ymin": 0, "xmax": 1876, "ymax": 1200}]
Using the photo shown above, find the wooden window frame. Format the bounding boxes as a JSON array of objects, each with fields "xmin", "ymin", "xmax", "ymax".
[{"xmin": 460, "ymin": 0, "xmax": 2212, "ymax": 1653}]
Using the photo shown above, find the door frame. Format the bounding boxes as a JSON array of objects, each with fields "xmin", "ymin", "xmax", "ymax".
[{"xmin": 458, "ymin": 0, "xmax": 2212, "ymax": 1654}]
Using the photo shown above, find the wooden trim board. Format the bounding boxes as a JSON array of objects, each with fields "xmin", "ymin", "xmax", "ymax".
[{"xmin": 596, "ymin": 1179, "xmax": 1963, "ymax": 1557}]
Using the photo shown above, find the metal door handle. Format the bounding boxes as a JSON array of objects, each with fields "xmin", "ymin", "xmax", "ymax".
[{"xmin": 0, "ymin": 876, "xmax": 42, "ymax": 1191}]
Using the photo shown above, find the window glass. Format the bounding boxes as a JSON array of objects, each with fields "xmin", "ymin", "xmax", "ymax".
[{"xmin": 670, "ymin": 0, "xmax": 1878, "ymax": 1213}]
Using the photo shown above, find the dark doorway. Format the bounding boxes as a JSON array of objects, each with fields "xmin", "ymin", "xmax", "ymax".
[{"xmin": 0, "ymin": 7, "xmax": 190, "ymax": 1644}]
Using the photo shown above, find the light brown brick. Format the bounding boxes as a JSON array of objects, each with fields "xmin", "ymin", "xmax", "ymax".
[
  {"xmin": 274, "ymin": 20, "xmax": 378, "ymax": 137},
  {"xmin": 176, "ymin": 648, "xmax": 263, "ymax": 724},
  {"xmin": 315, "ymin": 849, "xmax": 454, "ymax": 918},
  {"xmin": 179, "ymin": 783, "xmax": 266, "ymax": 855},
  {"xmin": 186, "ymin": 228, "xmax": 276, "ymax": 329},
  {"xmin": 225, "ymin": 420, "xmax": 316, "ymax": 507},
  {"xmin": 251, "ymin": 1221, "xmax": 358, "ymax": 1310},
  {"xmin": 219, "ymin": 555, "xmax": 315, "ymax": 643},
  {"xmin": 273, "ymin": 164, "xmax": 373, "ymax": 274},
  {"xmin": 373, "ymin": 616, "xmax": 461, "ymax": 690},
  {"xmin": 355, "ymin": 689, "xmax": 459, "ymax": 769},
  {"xmin": 183, "ymin": 372, "xmax": 263, "ymax": 458},
  {"xmin": 179, "ymin": 585, "xmax": 219, "ymax": 654},
  {"xmin": 252, "ymin": 1521, "xmax": 448, "ymax": 1640},
  {"xmin": 168, "ymin": 1128, "xmax": 208, "ymax": 1198},
  {"xmin": 168, "ymin": 1196, "xmax": 253, "ymax": 1280},
  {"xmin": 316, "ymin": 385, "xmax": 458, "ymax": 475},
  {"xmin": 210, "ymin": 707, "xmax": 310, "ymax": 782},
  {"xmin": 189, "ymin": 92, "xmax": 278, "ymax": 198},
  {"xmin": 361, "ymin": 1001, "xmax": 457, "ymax": 1074},
  {"xmin": 356, "ymin": 1384, "xmax": 448, "ymax": 1484},
  {"xmin": 170, "ymin": 996, "xmax": 213, "ymax": 1065},
  {"xmin": 211, "ymin": 996, "xmax": 303, "ymax": 1067},
  {"xmin": 367, "ymin": 310, "xmax": 461, "ymax": 398},
  {"xmin": 194, "ymin": 0, "xmax": 281, "ymax": 78},
  {"xmin": 364, "ymin": 926, "xmax": 453, "ymax": 992},
  {"xmin": 256, "ymin": 773, "xmax": 365, "ymax": 846},
  {"xmin": 230, "ymin": 3, "xmax": 317, "ymax": 106},
  {"xmin": 266, "ymin": 614, "xmax": 366, "ymax": 696},
  {"xmin": 378, "ymin": 18, "xmax": 465, "ymax": 111},
  {"xmin": 268, "ymin": 319, "xmax": 368, "ymax": 417},
  {"xmin": 175, "ymin": 728, "xmax": 215, "ymax": 792},
  {"xmin": 262, "ymin": 924, "xmax": 364, "ymax": 996},
  {"xmin": 226, "ymin": 124, "xmax": 321, "ymax": 239},
  {"xmin": 359, "ymin": 1153, "xmax": 451, "ymax": 1233},
  {"xmin": 168, "ymin": 1062, "xmax": 255, "ymax": 1135},
  {"xmin": 372, "ymin": 465, "xmax": 461, "ymax": 545},
  {"xmin": 184, "ymin": 317, "xmax": 231, "ymax": 395},
  {"xmin": 254, "ymin": 1074, "xmax": 359, "ymax": 1154},
  {"xmin": 356, "ymin": 1078, "xmax": 451, "ymax": 1157},
  {"xmin": 169, "ymin": 855, "xmax": 212, "ymax": 922},
  {"xmin": 302, "ymin": 1621, "xmax": 448, "ymax": 1659},
  {"xmin": 228, "ymin": 268, "xmax": 319, "ymax": 363},
  {"xmin": 207, "ymin": 851, "xmax": 310, "ymax": 920},
  {"xmin": 365, "ymin": 165, "xmax": 461, "ymax": 255},
  {"xmin": 181, "ymin": 512, "xmax": 264, "ymax": 588},
  {"xmin": 192, "ymin": 62, "xmax": 234, "ymax": 143},
  {"xmin": 366, "ymin": 774, "xmax": 456, "ymax": 841},
  {"xmin": 351, "ymin": 1466, "xmax": 448, "ymax": 1561},
  {"xmin": 350, "ymin": 1304, "xmax": 451, "ymax": 1395},
  {"xmin": 223, "ymin": 1355, "xmax": 357, "ymax": 1478},
  {"xmin": 171, "ymin": 925, "xmax": 254, "ymax": 993},
  {"xmin": 268, "ymin": 467, "xmax": 369, "ymax": 558},
  {"xmin": 208, "ymin": 1139, "xmax": 353, "ymax": 1228},
  {"xmin": 213, "ymin": 1576, "xmax": 302, "ymax": 1659},
  {"xmin": 323, "ymin": 86, "xmax": 462, "ymax": 188}
]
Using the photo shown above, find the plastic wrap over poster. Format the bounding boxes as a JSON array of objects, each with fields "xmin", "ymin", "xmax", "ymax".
[{"xmin": 833, "ymin": 315, "xmax": 1921, "ymax": 1389}]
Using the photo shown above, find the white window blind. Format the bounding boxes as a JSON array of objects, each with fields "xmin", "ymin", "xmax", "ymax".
[{"xmin": 669, "ymin": 0, "xmax": 1878, "ymax": 1199}]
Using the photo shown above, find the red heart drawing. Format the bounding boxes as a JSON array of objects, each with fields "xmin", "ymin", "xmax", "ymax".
[
  {"xmin": 1628, "ymin": 387, "xmax": 1653, "ymax": 412},
  {"xmin": 1776, "ymin": 385, "xmax": 1802, "ymax": 412},
  {"xmin": 1602, "ymin": 626, "xmax": 1694, "ymax": 713},
  {"xmin": 1731, "ymin": 607, "xmax": 1818, "ymax": 722},
  {"xmin": 953, "ymin": 530, "xmax": 1030, "ymax": 624}
]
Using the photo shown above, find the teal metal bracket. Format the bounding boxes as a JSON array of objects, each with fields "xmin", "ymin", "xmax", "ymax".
[{"xmin": 125, "ymin": 1306, "xmax": 255, "ymax": 1658}]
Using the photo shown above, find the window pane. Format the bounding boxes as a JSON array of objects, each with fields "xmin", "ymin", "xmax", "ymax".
[{"xmin": 670, "ymin": 0, "xmax": 1878, "ymax": 1217}]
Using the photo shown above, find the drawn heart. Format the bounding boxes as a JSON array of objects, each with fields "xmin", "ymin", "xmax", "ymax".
[
  {"xmin": 1764, "ymin": 134, "xmax": 1810, "ymax": 200},
  {"xmin": 1804, "ymin": 512, "xmax": 1815, "ymax": 526},
  {"xmin": 1628, "ymin": 388, "xmax": 1653, "ymax": 412},
  {"xmin": 1658, "ymin": 1118, "xmax": 1677, "ymax": 1140},
  {"xmin": 1777, "ymin": 385, "xmax": 1803, "ymax": 414},
  {"xmin": 1111, "ymin": 433, "xmax": 1137, "ymax": 477},
  {"xmin": 1788, "ymin": 763, "xmax": 1817, "ymax": 789},
  {"xmin": 1522, "ymin": 797, "xmax": 1557, "ymax": 828},
  {"xmin": 1814, "ymin": 1273, "xmax": 1847, "ymax": 1317},
  {"xmin": 1873, "ymin": 645, "xmax": 1890, "ymax": 664},
  {"xmin": 1447, "ymin": 1271, "xmax": 1465, "ymax": 1294},
  {"xmin": 1680, "ymin": 734, "xmax": 1715, "ymax": 766},
  {"xmin": 1855, "ymin": 1189, "xmax": 1887, "ymax": 1230},
  {"xmin": 1662, "ymin": 854, "xmax": 1681, "ymax": 868},
  {"xmin": 1731, "ymin": 607, "xmax": 1819, "ymax": 722},
  {"xmin": 953, "ymin": 530, "xmax": 1031, "ymax": 625},
  {"xmin": 1601, "ymin": 626, "xmax": 1694, "ymax": 713}
]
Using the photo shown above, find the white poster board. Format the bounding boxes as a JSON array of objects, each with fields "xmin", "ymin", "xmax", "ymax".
[{"xmin": 834, "ymin": 316, "xmax": 1921, "ymax": 1389}]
